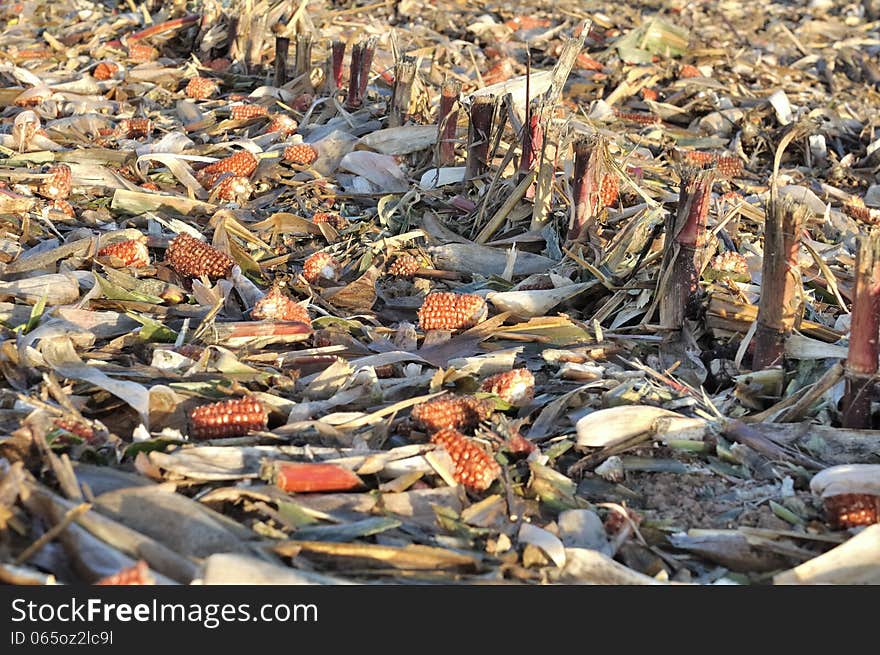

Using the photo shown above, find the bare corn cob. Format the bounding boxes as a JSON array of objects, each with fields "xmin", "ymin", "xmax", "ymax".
[
  {"xmin": 302, "ymin": 251, "xmax": 340, "ymax": 284},
  {"xmin": 480, "ymin": 369, "xmax": 535, "ymax": 406},
  {"xmin": 252, "ymin": 286, "xmax": 310, "ymax": 324},
  {"xmin": 92, "ymin": 61, "xmax": 119, "ymax": 80},
  {"xmin": 189, "ymin": 398, "xmax": 268, "ymax": 439},
  {"xmin": 266, "ymin": 114, "xmax": 298, "ymax": 136},
  {"xmin": 97, "ymin": 239, "xmax": 150, "ymax": 268},
  {"xmin": 312, "ymin": 212, "xmax": 347, "ymax": 230},
  {"xmin": 411, "ymin": 395, "xmax": 494, "ymax": 434},
  {"xmin": 118, "ymin": 118, "xmax": 152, "ymax": 139},
  {"xmin": 37, "ymin": 164, "xmax": 72, "ymax": 201},
  {"xmin": 431, "ymin": 428, "xmax": 501, "ymax": 491},
  {"xmin": 210, "ymin": 175, "xmax": 253, "ymax": 202},
  {"xmin": 166, "ymin": 233, "xmax": 234, "ymax": 279},
  {"xmin": 418, "ymin": 292, "xmax": 487, "ymax": 331}
]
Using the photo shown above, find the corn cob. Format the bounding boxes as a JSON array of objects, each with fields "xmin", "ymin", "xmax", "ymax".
[
  {"xmin": 480, "ymin": 369, "xmax": 535, "ymax": 406},
  {"xmin": 37, "ymin": 164, "xmax": 72, "ymax": 201},
  {"xmin": 417, "ymin": 292, "xmax": 487, "ymax": 331},
  {"xmin": 166, "ymin": 233, "xmax": 234, "ymax": 279},
  {"xmin": 266, "ymin": 114, "xmax": 298, "ymax": 136},
  {"xmin": 823, "ymin": 493, "xmax": 879, "ymax": 529},
  {"xmin": 92, "ymin": 61, "xmax": 119, "ymax": 80},
  {"xmin": 196, "ymin": 150, "xmax": 259, "ymax": 184},
  {"xmin": 141, "ymin": 182, "xmax": 160, "ymax": 191},
  {"xmin": 431, "ymin": 428, "xmax": 501, "ymax": 491},
  {"xmin": 210, "ymin": 175, "xmax": 253, "ymax": 202},
  {"xmin": 51, "ymin": 199, "xmax": 75, "ymax": 218},
  {"xmin": 411, "ymin": 395, "xmax": 494, "ymax": 434},
  {"xmin": 189, "ymin": 398, "xmax": 268, "ymax": 439},
  {"xmin": 682, "ymin": 151, "xmax": 742, "ymax": 178},
  {"xmin": 252, "ymin": 286, "xmax": 311, "ymax": 324},
  {"xmin": 185, "ymin": 76, "xmax": 218, "ymax": 100},
  {"xmin": 598, "ymin": 172, "xmax": 619, "ymax": 208},
  {"xmin": 312, "ymin": 212, "xmax": 347, "ymax": 230},
  {"xmin": 230, "ymin": 104, "xmax": 269, "ymax": 120},
  {"xmin": 127, "ymin": 42, "xmax": 158, "ymax": 63},
  {"xmin": 95, "ymin": 560, "xmax": 155, "ymax": 586},
  {"xmin": 283, "ymin": 144, "xmax": 319, "ymax": 165},
  {"xmin": 679, "ymin": 64, "xmax": 701, "ymax": 79},
  {"xmin": 118, "ymin": 118, "xmax": 152, "ymax": 139},
  {"xmin": 843, "ymin": 197, "xmax": 880, "ymax": 225},
  {"xmin": 268, "ymin": 461, "xmax": 363, "ymax": 493},
  {"xmin": 291, "ymin": 93, "xmax": 314, "ymax": 112},
  {"xmin": 302, "ymin": 251, "xmax": 340, "ymax": 284},
  {"xmin": 97, "ymin": 239, "xmax": 150, "ymax": 268},
  {"xmin": 707, "ymin": 251, "xmax": 749, "ymax": 277},
  {"xmin": 614, "ymin": 110, "xmax": 660, "ymax": 125},
  {"xmin": 387, "ymin": 254, "xmax": 421, "ymax": 278}
]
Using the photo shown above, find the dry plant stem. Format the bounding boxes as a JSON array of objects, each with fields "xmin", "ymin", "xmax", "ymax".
[
  {"xmin": 390, "ymin": 56, "xmax": 417, "ymax": 128},
  {"xmin": 437, "ymin": 79, "xmax": 461, "ymax": 166},
  {"xmin": 752, "ymin": 199, "xmax": 807, "ymax": 370},
  {"xmin": 660, "ymin": 166, "xmax": 715, "ymax": 334},
  {"xmin": 519, "ymin": 106, "xmax": 543, "ymax": 176},
  {"xmin": 530, "ymin": 108, "xmax": 559, "ymax": 230},
  {"xmin": 15, "ymin": 502, "xmax": 91, "ymax": 565},
  {"xmin": 466, "ymin": 95, "xmax": 496, "ymax": 180},
  {"xmin": 569, "ymin": 136, "xmax": 596, "ymax": 241},
  {"xmin": 331, "ymin": 40, "xmax": 346, "ymax": 90},
  {"xmin": 842, "ymin": 230, "xmax": 880, "ymax": 428},
  {"xmin": 274, "ymin": 36, "xmax": 289, "ymax": 87},
  {"xmin": 346, "ymin": 38, "xmax": 377, "ymax": 110},
  {"xmin": 295, "ymin": 33, "xmax": 313, "ymax": 90}
]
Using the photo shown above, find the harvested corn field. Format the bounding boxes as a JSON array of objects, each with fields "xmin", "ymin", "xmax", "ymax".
[{"xmin": 0, "ymin": 0, "xmax": 879, "ymax": 587}]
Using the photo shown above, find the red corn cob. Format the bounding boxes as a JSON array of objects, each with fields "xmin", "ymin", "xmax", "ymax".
[
  {"xmin": 482, "ymin": 57, "xmax": 515, "ymax": 85},
  {"xmin": 598, "ymin": 172, "xmax": 619, "ymax": 208},
  {"xmin": 283, "ymin": 144, "xmax": 318, "ymax": 165},
  {"xmin": 823, "ymin": 493, "xmax": 880, "ymax": 529},
  {"xmin": 51, "ymin": 199, "xmax": 75, "ymax": 218},
  {"xmin": 266, "ymin": 114, "xmax": 298, "ymax": 136},
  {"xmin": 411, "ymin": 395, "xmax": 494, "ymax": 434},
  {"xmin": 189, "ymin": 398, "xmax": 268, "ymax": 439},
  {"xmin": 576, "ymin": 54, "xmax": 604, "ymax": 71},
  {"xmin": 417, "ymin": 292, "xmax": 487, "ymax": 331},
  {"xmin": 679, "ymin": 64, "xmax": 701, "ymax": 79},
  {"xmin": 210, "ymin": 175, "xmax": 253, "ymax": 202},
  {"xmin": 431, "ymin": 428, "xmax": 501, "ymax": 491},
  {"xmin": 127, "ymin": 42, "xmax": 158, "ymax": 63},
  {"xmin": 292, "ymin": 93, "xmax": 314, "ymax": 112},
  {"xmin": 97, "ymin": 239, "xmax": 150, "ymax": 268},
  {"xmin": 141, "ymin": 182, "xmax": 159, "ymax": 191},
  {"xmin": 95, "ymin": 560, "xmax": 155, "ymax": 586},
  {"xmin": 683, "ymin": 151, "xmax": 742, "ymax": 178},
  {"xmin": 185, "ymin": 76, "xmax": 218, "ymax": 100},
  {"xmin": 196, "ymin": 150, "xmax": 259, "ymax": 184},
  {"xmin": 504, "ymin": 16, "xmax": 551, "ymax": 30},
  {"xmin": 312, "ymin": 212, "xmax": 346, "ymax": 230},
  {"xmin": 166, "ymin": 233, "xmax": 234, "ymax": 279},
  {"xmin": 480, "ymin": 369, "xmax": 535, "ymax": 406},
  {"xmin": 93, "ymin": 61, "xmax": 119, "ymax": 80},
  {"xmin": 641, "ymin": 87, "xmax": 659, "ymax": 101},
  {"xmin": 302, "ymin": 251, "xmax": 340, "ymax": 284},
  {"xmin": 388, "ymin": 254, "xmax": 421, "ymax": 278},
  {"xmin": 270, "ymin": 461, "xmax": 364, "ymax": 493},
  {"xmin": 230, "ymin": 104, "xmax": 269, "ymax": 120},
  {"xmin": 14, "ymin": 89, "xmax": 47, "ymax": 107},
  {"xmin": 118, "ymin": 118, "xmax": 152, "ymax": 139},
  {"xmin": 53, "ymin": 418, "xmax": 95, "ymax": 442},
  {"xmin": 252, "ymin": 286, "xmax": 311, "ymax": 324},
  {"xmin": 843, "ymin": 197, "xmax": 880, "ymax": 225},
  {"xmin": 37, "ymin": 164, "xmax": 72, "ymax": 200},
  {"xmin": 614, "ymin": 110, "xmax": 660, "ymax": 125}
]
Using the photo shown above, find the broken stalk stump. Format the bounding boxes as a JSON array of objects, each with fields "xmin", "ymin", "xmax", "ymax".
[
  {"xmin": 273, "ymin": 35, "xmax": 289, "ymax": 87},
  {"xmin": 842, "ymin": 229, "xmax": 880, "ymax": 428},
  {"xmin": 752, "ymin": 198, "xmax": 808, "ymax": 370},
  {"xmin": 466, "ymin": 95, "xmax": 496, "ymax": 180},
  {"xmin": 568, "ymin": 135, "xmax": 598, "ymax": 241},
  {"xmin": 437, "ymin": 79, "xmax": 461, "ymax": 166},
  {"xmin": 295, "ymin": 33, "xmax": 313, "ymax": 91},
  {"xmin": 330, "ymin": 40, "xmax": 346, "ymax": 92},
  {"xmin": 659, "ymin": 166, "xmax": 715, "ymax": 340},
  {"xmin": 529, "ymin": 107, "xmax": 559, "ymax": 231},
  {"xmin": 389, "ymin": 56, "xmax": 417, "ymax": 128},
  {"xmin": 346, "ymin": 37, "xmax": 377, "ymax": 110}
]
